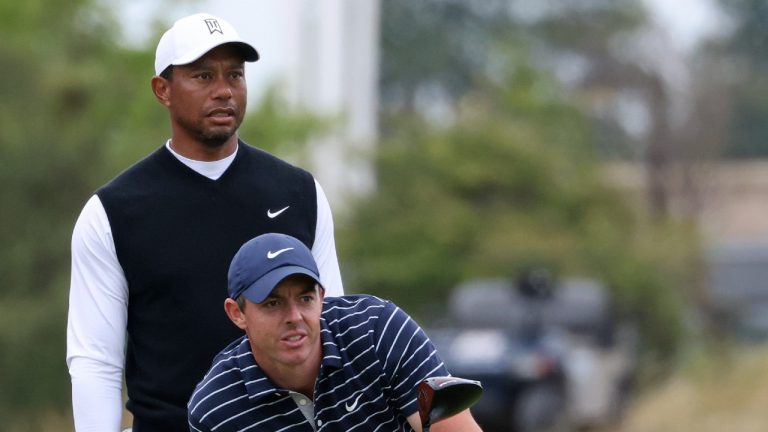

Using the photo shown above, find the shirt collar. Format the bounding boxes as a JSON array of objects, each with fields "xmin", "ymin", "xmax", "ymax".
[{"xmin": 233, "ymin": 337, "xmax": 285, "ymax": 402}]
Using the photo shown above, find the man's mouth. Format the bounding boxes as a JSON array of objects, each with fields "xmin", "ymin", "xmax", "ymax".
[
  {"xmin": 208, "ymin": 107, "xmax": 236, "ymax": 118},
  {"xmin": 208, "ymin": 108, "xmax": 235, "ymax": 121},
  {"xmin": 206, "ymin": 107, "xmax": 236, "ymax": 126},
  {"xmin": 282, "ymin": 331, "xmax": 307, "ymax": 346}
]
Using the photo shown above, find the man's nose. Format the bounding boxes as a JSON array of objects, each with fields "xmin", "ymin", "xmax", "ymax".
[
  {"xmin": 284, "ymin": 300, "xmax": 303, "ymax": 323},
  {"xmin": 212, "ymin": 77, "xmax": 233, "ymax": 99}
]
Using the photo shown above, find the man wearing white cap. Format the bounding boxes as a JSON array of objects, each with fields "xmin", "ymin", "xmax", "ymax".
[{"xmin": 66, "ymin": 13, "xmax": 344, "ymax": 432}]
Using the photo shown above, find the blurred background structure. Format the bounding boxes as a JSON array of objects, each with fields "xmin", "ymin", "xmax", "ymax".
[{"xmin": 2, "ymin": 0, "xmax": 768, "ymax": 430}]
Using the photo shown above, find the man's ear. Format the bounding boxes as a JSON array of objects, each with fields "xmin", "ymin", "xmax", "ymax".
[
  {"xmin": 151, "ymin": 76, "xmax": 171, "ymax": 107},
  {"xmin": 224, "ymin": 298, "xmax": 247, "ymax": 330}
]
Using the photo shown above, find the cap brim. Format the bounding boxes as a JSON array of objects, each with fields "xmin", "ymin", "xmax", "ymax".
[
  {"xmin": 240, "ymin": 265, "xmax": 320, "ymax": 304},
  {"xmin": 226, "ymin": 41, "xmax": 259, "ymax": 62},
  {"xmin": 172, "ymin": 40, "xmax": 259, "ymax": 67}
]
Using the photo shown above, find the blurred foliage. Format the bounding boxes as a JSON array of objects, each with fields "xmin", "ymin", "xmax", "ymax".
[
  {"xmin": 379, "ymin": 0, "xmax": 652, "ymax": 160},
  {"xmin": 0, "ymin": 0, "xmax": 154, "ymax": 426},
  {"xmin": 0, "ymin": 0, "xmax": 327, "ymax": 428},
  {"xmin": 379, "ymin": 0, "xmax": 517, "ymax": 118},
  {"xmin": 340, "ymin": 59, "xmax": 693, "ymax": 367},
  {"xmin": 709, "ymin": 0, "xmax": 768, "ymax": 157},
  {"xmin": 343, "ymin": 0, "xmax": 697, "ymax": 373},
  {"xmin": 238, "ymin": 86, "xmax": 336, "ymax": 163},
  {"xmin": 522, "ymin": 1, "xmax": 651, "ymax": 160}
]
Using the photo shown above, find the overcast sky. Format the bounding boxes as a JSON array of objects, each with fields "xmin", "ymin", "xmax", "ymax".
[{"xmin": 641, "ymin": 0, "xmax": 729, "ymax": 53}]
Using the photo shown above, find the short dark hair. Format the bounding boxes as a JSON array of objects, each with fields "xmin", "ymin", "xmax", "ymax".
[
  {"xmin": 159, "ymin": 65, "xmax": 174, "ymax": 80},
  {"xmin": 236, "ymin": 295, "xmax": 247, "ymax": 311}
]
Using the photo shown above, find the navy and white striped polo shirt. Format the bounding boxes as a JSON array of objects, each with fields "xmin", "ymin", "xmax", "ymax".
[{"xmin": 188, "ymin": 295, "xmax": 449, "ymax": 432}]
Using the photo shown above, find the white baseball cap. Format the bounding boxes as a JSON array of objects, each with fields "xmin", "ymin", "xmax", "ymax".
[{"xmin": 154, "ymin": 13, "xmax": 259, "ymax": 76}]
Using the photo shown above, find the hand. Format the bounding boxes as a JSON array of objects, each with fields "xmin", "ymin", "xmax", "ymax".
[{"xmin": 407, "ymin": 409, "xmax": 483, "ymax": 432}]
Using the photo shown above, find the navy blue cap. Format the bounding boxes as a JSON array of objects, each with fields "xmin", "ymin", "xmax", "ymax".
[{"xmin": 227, "ymin": 233, "xmax": 321, "ymax": 303}]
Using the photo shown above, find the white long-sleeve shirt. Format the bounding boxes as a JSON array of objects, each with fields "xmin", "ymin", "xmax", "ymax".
[{"xmin": 66, "ymin": 143, "xmax": 343, "ymax": 431}]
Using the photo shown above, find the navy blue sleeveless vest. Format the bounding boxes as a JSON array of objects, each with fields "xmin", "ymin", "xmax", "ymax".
[{"xmin": 97, "ymin": 141, "xmax": 316, "ymax": 432}]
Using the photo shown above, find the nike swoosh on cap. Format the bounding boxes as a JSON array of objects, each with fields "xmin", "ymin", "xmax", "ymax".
[
  {"xmin": 267, "ymin": 206, "xmax": 290, "ymax": 219},
  {"xmin": 267, "ymin": 247, "xmax": 294, "ymax": 259}
]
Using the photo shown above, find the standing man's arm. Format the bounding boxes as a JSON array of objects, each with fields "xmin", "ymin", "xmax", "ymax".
[
  {"xmin": 67, "ymin": 195, "xmax": 128, "ymax": 432},
  {"xmin": 311, "ymin": 180, "xmax": 344, "ymax": 296}
]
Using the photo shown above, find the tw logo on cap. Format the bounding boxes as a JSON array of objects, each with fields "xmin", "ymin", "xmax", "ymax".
[{"xmin": 204, "ymin": 19, "xmax": 223, "ymax": 35}]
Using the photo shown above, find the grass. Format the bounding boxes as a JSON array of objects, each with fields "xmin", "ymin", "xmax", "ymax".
[{"xmin": 617, "ymin": 345, "xmax": 768, "ymax": 432}]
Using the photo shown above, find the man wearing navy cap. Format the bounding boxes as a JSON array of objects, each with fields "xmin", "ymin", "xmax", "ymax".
[
  {"xmin": 188, "ymin": 233, "xmax": 482, "ymax": 431},
  {"xmin": 66, "ymin": 13, "xmax": 344, "ymax": 432}
]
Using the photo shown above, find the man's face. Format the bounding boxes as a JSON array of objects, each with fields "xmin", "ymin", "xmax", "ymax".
[
  {"xmin": 242, "ymin": 275, "xmax": 324, "ymax": 371},
  {"xmin": 164, "ymin": 44, "xmax": 247, "ymax": 147}
]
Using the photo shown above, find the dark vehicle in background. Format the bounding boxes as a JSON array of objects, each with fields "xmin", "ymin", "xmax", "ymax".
[
  {"xmin": 707, "ymin": 242, "xmax": 768, "ymax": 342},
  {"xmin": 427, "ymin": 273, "xmax": 637, "ymax": 432}
]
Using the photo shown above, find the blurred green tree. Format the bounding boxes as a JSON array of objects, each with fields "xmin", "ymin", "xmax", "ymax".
[
  {"xmin": 0, "ymin": 1, "xmax": 156, "ymax": 425},
  {"xmin": 709, "ymin": 0, "xmax": 768, "ymax": 157},
  {"xmin": 341, "ymin": 62, "xmax": 692, "ymax": 364},
  {"xmin": 379, "ymin": 0, "xmax": 515, "ymax": 121},
  {"xmin": 379, "ymin": 0, "xmax": 696, "ymax": 219},
  {"xmin": 345, "ymin": 0, "xmax": 697, "ymax": 368}
]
